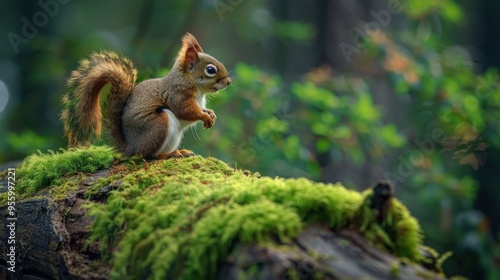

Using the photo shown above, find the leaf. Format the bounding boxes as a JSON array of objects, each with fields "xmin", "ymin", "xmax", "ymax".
[
  {"xmin": 380, "ymin": 124, "xmax": 406, "ymax": 148},
  {"xmin": 283, "ymin": 135, "xmax": 301, "ymax": 160},
  {"xmin": 352, "ymin": 93, "xmax": 380, "ymax": 122},
  {"xmin": 292, "ymin": 82, "xmax": 339, "ymax": 109},
  {"xmin": 316, "ymin": 138, "xmax": 331, "ymax": 154},
  {"xmin": 441, "ymin": 1, "xmax": 463, "ymax": 23},
  {"xmin": 274, "ymin": 21, "xmax": 315, "ymax": 41},
  {"xmin": 332, "ymin": 126, "xmax": 352, "ymax": 140}
]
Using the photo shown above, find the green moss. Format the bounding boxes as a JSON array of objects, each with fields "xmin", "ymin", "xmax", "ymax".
[
  {"xmin": 390, "ymin": 262, "xmax": 401, "ymax": 278},
  {"xmin": 1, "ymin": 146, "xmax": 440, "ymax": 279},
  {"xmin": 0, "ymin": 192, "xmax": 7, "ymax": 205},
  {"xmin": 16, "ymin": 146, "xmax": 120, "ymax": 194},
  {"xmin": 286, "ymin": 268, "xmax": 300, "ymax": 280},
  {"xmin": 49, "ymin": 175, "xmax": 84, "ymax": 203},
  {"xmin": 0, "ymin": 145, "xmax": 121, "ymax": 207},
  {"xmin": 387, "ymin": 199, "xmax": 424, "ymax": 260},
  {"xmin": 84, "ymin": 155, "xmax": 428, "ymax": 279}
]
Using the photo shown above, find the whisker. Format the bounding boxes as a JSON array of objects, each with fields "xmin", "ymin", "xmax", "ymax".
[
  {"xmin": 191, "ymin": 124, "xmax": 201, "ymax": 140},
  {"xmin": 229, "ymin": 79, "xmax": 240, "ymax": 88}
]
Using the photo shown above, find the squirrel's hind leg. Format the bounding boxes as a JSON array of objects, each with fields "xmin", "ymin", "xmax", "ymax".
[
  {"xmin": 122, "ymin": 109, "xmax": 171, "ymax": 158},
  {"xmin": 123, "ymin": 107, "xmax": 193, "ymax": 159},
  {"xmin": 153, "ymin": 109, "xmax": 193, "ymax": 159}
]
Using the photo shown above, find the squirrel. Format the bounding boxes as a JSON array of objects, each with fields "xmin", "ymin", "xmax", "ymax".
[{"xmin": 60, "ymin": 33, "xmax": 232, "ymax": 159}]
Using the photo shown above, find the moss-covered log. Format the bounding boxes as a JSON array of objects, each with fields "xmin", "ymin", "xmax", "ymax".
[{"xmin": 0, "ymin": 146, "xmax": 451, "ymax": 279}]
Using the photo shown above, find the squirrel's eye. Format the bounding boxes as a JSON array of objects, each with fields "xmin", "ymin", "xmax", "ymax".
[{"xmin": 205, "ymin": 64, "xmax": 218, "ymax": 77}]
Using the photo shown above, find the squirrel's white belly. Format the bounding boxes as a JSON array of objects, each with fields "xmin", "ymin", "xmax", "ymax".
[
  {"xmin": 156, "ymin": 109, "xmax": 197, "ymax": 154},
  {"xmin": 156, "ymin": 94, "xmax": 205, "ymax": 155}
]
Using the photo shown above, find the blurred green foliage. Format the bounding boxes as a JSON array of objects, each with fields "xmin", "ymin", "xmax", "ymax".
[{"xmin": 5, "ymin": 130, "xmax": 54, "ymax": 158}]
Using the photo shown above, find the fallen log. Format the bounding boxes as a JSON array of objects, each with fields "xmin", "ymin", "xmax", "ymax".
[{"xmin": 0, "ymin": 146, "xmax": 450, "ymax": 279}]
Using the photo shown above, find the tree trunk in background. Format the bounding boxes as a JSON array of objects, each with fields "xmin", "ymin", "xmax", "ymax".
[
  {"xmin": 270, "ymin": 0, "xmax": 401, "ymax": 188},
  {"xmin": 474, "ymin": 0, "xmax": 500, "ymax": 239}
]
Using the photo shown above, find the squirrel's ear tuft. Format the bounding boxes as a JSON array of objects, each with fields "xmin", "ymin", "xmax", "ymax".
[
  {"xmin": 178, "ymin": 33, "xmax": 203, "ymax": 67},
  {"xmin": 183, "ymin": 33, "xmax": 203, "ymax": 53}
]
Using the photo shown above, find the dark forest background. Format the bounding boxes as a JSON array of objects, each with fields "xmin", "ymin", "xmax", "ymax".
[{"xmin": 1, "ymin": 0, "xmax": 500, "ymax": 278}]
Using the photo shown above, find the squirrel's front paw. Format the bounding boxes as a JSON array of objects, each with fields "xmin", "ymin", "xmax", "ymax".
[
  {"xmin": 203, "ymin": 109, "xmax": 217, "ymax": 122},
  {"xmin": 202, "ymin": 109, "xmax": 216, "ymax": 128},
  {"xmin": 202, "ymin": 113, "xmax": 214, "ymax": 129}
]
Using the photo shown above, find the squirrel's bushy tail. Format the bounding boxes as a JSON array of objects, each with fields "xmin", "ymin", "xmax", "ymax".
[{"xmin": 61, "ymin": 51, "xmax": 137, "ymax": 151}]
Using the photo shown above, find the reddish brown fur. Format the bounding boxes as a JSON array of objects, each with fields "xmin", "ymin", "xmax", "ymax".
[
  {"xmin": 61, "ymin": 51, "xmax": 137, "ymax": 150},
  {"xmin": 79, "ymin": 79, "xmax": 106, "ymax": 135}
]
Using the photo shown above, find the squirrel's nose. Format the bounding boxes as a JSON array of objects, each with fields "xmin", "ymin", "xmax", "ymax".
[{"xmin": 226, "ymin": 77, "xmax": 232, "ymax": 85}]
